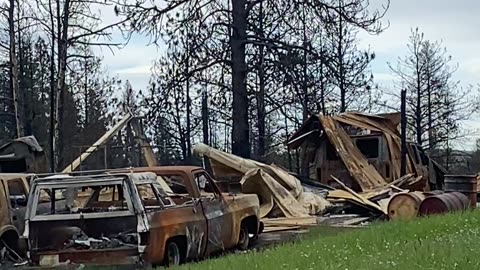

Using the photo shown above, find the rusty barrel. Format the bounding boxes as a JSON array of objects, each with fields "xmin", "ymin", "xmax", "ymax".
[
  {"xmin": 388, "ymin": 192, "xmax": 426, "ymax": 220},
  {"xmin": 423, "ymin": 190, "xmax": 444, "ymax": 196},
  {"xmin": 418, "ymin": 192, "xmax": 470, "ymax": 216},
  {"xmin": 444, "ymin": 175, "xmax": 477, "ymax": 208}
]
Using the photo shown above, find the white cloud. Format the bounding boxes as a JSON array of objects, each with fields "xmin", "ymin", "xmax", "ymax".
[
  {"xmin": 461, "ymin": 58, "xmax": 480, "ymax": 82},
  {"xmin": 116, "ymin": 65, "xmax": 152, "ymax": 76},
  {"xmin": 93, "ymin": 37, "xmax": 164, "ymax": 90},
  {"xmin": 358, "ymin": 0, "xmax": 480, "ymax": 149}
]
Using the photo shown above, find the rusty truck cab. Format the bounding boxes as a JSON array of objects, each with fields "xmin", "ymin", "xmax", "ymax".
[
  {"xmin": 128, "ymin": 166, "xmax": 261, "ymax": 263},
  {"xmin": 0, "ymin": 174, "xmax": 31, "ymax": 254},
  {"xmin": 23, "ymin": 172, "xmax": 169, "ymax": 266}
]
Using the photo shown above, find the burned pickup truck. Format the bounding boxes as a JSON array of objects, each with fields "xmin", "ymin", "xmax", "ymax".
[
  {"xmin": 0, "ymin": 173, "xmax": 31, "ymax": 260},
  {"xmin": 23, "ymin": 168, "xmax": 261, "ymax": 267}
]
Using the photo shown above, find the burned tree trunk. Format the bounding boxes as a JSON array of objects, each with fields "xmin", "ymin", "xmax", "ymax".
[
  {"xmin": 415, "ymin": 52, "xmax": 422, "ymax": 147},
  {"xmin": 185, "ymin": 37, "xmax": 192, "ymax": 163},
  {"xmin": 338, "ymin": 0, "xmax": 346, "ymax": 113},
  {"xmin": 202, "ymin": 90, "xmax": 209, "ymax": 145},
  {"xmin": 48, "ymin": 0, "xmax": 55, "ymax": 171},
  {"xmin": 231, "ymin": 0, "xmax": 250, "ymax": 158},
  {"xmin": 301, "ymin": 6, "xmax": 309, "ymax": 122},
  {"xmin": 256, "ymin": 1, "xmax": 266, "ymax": 161},
  {"xmin": 54, "ymin": 0, "xmax": 71, "ymax": 170},
  {"xmin": 8, "ymin": 0, "xmax": 22, "ymax": 137}
]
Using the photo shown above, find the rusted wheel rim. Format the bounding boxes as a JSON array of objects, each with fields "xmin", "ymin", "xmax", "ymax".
[
  {"xmin": 167, "ymin": 242, "xmax": 181, "ymax": 266},
  {"xmin": 238, "ymin": 227, "xmax": 248, "ymax": 247}
]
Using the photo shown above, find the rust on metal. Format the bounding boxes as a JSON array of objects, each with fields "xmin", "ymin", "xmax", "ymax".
[
  {"xmin": 444, "ymin": 175, "xmax": 477, "ymax": 208},
  {"xmin": 387, "ymin": 192, "xmax": 425, "ymax": 220},
  {"xmin": 418, "ymin": 192, "xmax": 469, "ymax": 216},
  {"xmin": 25, "ymin": 166, "xmax": 261, "ymax": 266},
  {"xmin": 0, "ymin": 173, "xmax": 31, "ymax": 253}
]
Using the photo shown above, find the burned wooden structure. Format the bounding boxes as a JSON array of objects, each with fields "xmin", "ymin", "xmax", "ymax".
[
  {"xmin": 287, "ymin": 112, "xmax": 446, "ymax": 192},
  {"xmin": 0, "ymin": 136, "xmax": 48, "ymax": 173}
]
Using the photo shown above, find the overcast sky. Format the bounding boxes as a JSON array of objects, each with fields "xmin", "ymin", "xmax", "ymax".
[{"xmin": 97, "ymin": 0, "xmax": 480, "ymax": 148}]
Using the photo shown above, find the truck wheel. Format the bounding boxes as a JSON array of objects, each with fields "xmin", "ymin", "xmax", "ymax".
[
  {"xmin": 237, "ymin": 225, "xmax": 249, "ymax": 250},
  {"xmin": 164, "ymin": 241, "xmax": 183, "ymax": 266}
]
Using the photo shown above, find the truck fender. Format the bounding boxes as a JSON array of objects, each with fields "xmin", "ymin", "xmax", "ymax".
[{"xmin": 0, "ymin": 225, "xmax": 19, "ymax": 239}]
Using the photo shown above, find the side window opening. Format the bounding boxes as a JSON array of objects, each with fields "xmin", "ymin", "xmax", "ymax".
[
  {"xmin": 194, "ymin": 173, "xmax": 217, "ymax": 197},
  {"xmin": 356, "ymin": 138, "xmax": 379, "ymax": 159},
  {"xmin": 8, "ymin": 179, "xmax": 28, "ymax": 207},
  {"xmin": 97, "ymin": 185, "xmax": 120, "ymax": 202},
  {"xmin": 136, "ymin": 183, "xmax": 173, "ymax": 208},
  {"xmin": 35, "ymin": 183, "xmax": 130, "ymax": 216},
  {"xmin": 161, "ymin": 175, "xmax": 189, "ymax": 194},
  {"xmin": 87, "ymin": 184, "xmax": 127, "ymax": 209},
  {"xmin": 158, "ymin": 174, "xmax": 194, "ymax": 205}
]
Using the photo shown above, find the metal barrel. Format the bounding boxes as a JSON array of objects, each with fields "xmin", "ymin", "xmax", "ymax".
[
  {"xmin": 423, "ymin": 190, "xmax": 444, "ymax": 196},
  {"xmin": 388, "ymin": 192, "xmax": 425, "ymax": 220},
  {"xmin": 418, "ymin": 192, "xmax": 470, "ymax": 216},
  {"xmin": 448, "ymin": 192, "xmax": 471, "ymax": 210},
  {"xmin": 444, "ymin": 175, "xmax": 477, "ymax": 208}
]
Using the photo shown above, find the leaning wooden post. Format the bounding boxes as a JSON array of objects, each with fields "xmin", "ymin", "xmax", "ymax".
[{"xmin": 400, "ymin": 89, "xmax": 407, "ymax": 176}]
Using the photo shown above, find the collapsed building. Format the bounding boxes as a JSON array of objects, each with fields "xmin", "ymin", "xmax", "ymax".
[
  {"xmin": 286, "ymin": 112, "xmax": 446, "ymax": 192},
  {"xmin": 0, "ymin": 136, "xmax": 48, "ymax": 173}
]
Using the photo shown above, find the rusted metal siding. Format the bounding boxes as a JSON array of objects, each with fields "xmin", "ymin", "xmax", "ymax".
[
  {"xmin": 144, "ymin": 203, "xmax": 208, "ymax": 264},
  {"xmin": 139, "ymin": 167, "xmax": 260, "ymax": 262}
]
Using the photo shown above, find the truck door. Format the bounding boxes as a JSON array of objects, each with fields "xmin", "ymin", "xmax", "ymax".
[
  {"xmin": 0, "ymin": 180, "xmax": 9, "ymax": 230},
  {"xmin": 6, "ymin": 178, "xmax": 29, "ymax": 234},
  {"xmin": 195, "ymin": 172, "xmax": 231, "ymax": 254}
]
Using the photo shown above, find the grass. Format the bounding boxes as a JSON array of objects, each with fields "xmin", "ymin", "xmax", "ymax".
[{"xmin": 173, "ymin": 210, "xmax": 480, "ymax": 270}]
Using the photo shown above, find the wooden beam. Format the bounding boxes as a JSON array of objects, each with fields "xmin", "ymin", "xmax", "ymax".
[
  {"xmin": 62, "ymin": 112, "xmax": 133, "ymax": 173},
  {"xmin": 130, "ymin": 117, "xmax": 159, "ymax": 167}
]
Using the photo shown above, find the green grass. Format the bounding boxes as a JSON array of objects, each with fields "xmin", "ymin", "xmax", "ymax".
[{"xmin": 174, "ymin": 210, "xmax": 480, "ymax": 270}]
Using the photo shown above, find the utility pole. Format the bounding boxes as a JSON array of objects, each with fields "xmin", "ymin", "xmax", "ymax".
[
  {"xmin": 201, "ymin": 89, "xmax": 209, "ymax": 145},
  {"xmin": 400, "ymin": 89, "xmax": 407, "ymax": 176}
]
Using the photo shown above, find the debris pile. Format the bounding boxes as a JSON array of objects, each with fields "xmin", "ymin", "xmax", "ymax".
[
  {"xmin": 64, "ymin": 231, "xmax": 138, "ymax": 250},
  {"xmin": 193, "ymin": 143, "xmax": 331, "ymax": 218},
  {"xmin": 193, "ymin": 143, "xmax": 394, "ymax": 229},
  {"xmin": 193, "ymin": 126, "xmax": 469, "ymax": 230}
]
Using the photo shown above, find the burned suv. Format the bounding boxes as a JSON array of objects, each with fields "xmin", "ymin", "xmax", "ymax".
[{"xmin": 23, "ymin": 170, "xmax": 260, "ymax": 267}]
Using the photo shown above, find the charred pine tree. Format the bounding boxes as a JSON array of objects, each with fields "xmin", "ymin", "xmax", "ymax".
[
  {"xmin": 117, "ymin": 0, "xmax": 389, "ymax": 162},
  {"xmin": 390, "ymin": 28, "xmax": 479, "ymax": 161},
  {"xmin": 325, "ymin": 0, "xmax": 379, "ymax": 113},
  {"xmin": 202, "ymin": 89, "xmax": 209, "ymax": 145},
  {"xmin": 8, "ymin": 0, "xmax": 22, "ymax": 137},
  {"xmin": 32, "ymin": 0, "xmax": 131, "ymax": 170}
]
